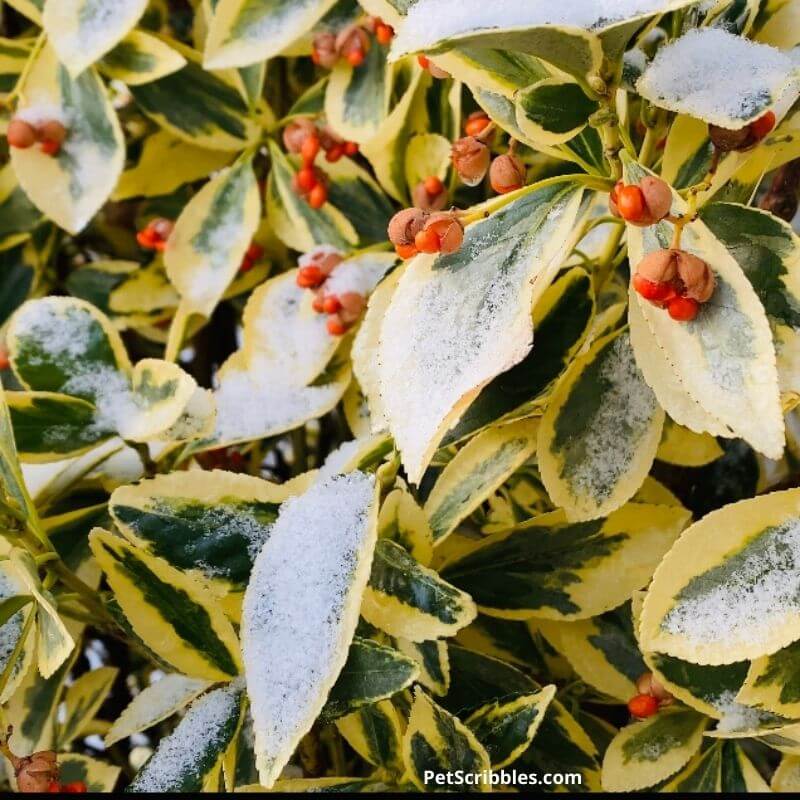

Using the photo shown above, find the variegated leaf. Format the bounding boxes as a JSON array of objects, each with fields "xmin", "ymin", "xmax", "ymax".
[
  {"xmin": 43, "ymin": 0, "xmax": 147, "ymax": 76},
  {"xmin": 538, "ymin": 328, "xmax": 663, "ymax": 521},
  {"xmin": 11, "ymin": 44, "xmax": 124, "ymax": 234},
  {"xmin": 640, "ymin": 488, "xmax": 800, "ymax": 665},
  {"xmin": 442, "ymin": 503, "xmax": 689, "ymax": 621},
  {"xmin": 377, "ymin": 180, "xmax": 585, "ymax": 483},
  {"xmin": 241, "ymin": 472, "xmax": 378, "ymax": 789}
]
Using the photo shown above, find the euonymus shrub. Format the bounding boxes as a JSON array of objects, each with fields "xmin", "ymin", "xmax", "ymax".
[{"xmin": 2, "ymin": 0, "xmax": 800, "ymax": 794}]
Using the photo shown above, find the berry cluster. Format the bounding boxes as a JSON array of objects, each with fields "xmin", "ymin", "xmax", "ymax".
[
  {"xmin": 387, "ymin": 208, "xmax": 464, "ymax": 260},
  {"xmin": 451, "ymin": 113, "xmax": 526, "ymax": 196},
  {"xmin": 284, "ymin": 119, "xmax": 358, "ymax": 210},
  {"xmin": 633, "ymin": 248, "xmax": 715, "ymax": 321},
  {"xmin": 7, "ymin": 117, "xmax": 67, "ymax": 157},
  {"xmin": 627, "ymin": 672, "xmax": 674, "ymax": 719},
  {"xmin": 612, "ymin": 175, "xmax": 716, "ymax": 323},
  {"xmin": 312, "ymin": 16, "xmax": 393, "ymax": 70},
  {"xmin": 295, "ymin": 248, "xmax": 366, "ymax": 336},
  {"xmin": 0, "ymin": 730, "xmax": 87, "ymax": 794},
  {"xmin": 136, "ymin": 217, "xmax": 174, "ymax": 251}
]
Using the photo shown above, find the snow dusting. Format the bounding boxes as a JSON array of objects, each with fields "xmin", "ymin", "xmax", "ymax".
[
  {"xmin": 637, "ymin": 28, "xmax": 798, "ymax": 125},
  {"xmin": 556, "ymin": 332, "xmax": 658, "ymax": 504},
  {"xmin": 392, "ymin": 0, "xmax": 690, "ymax": 55},
  {"xmin": 661, "ymin": 519, "xmax": 800, "ymax": 653},
  {"xmin": 128, "ymin": 684, "xmax": 240, "ymax": 792},
  {"xmin": 212, "ymin": 362, "xmax": 347, "ymax": 446},
  {"xmin": 377, "ymin": 187, "xmax": 579, "ymax": 482},
  {"xmin": 241, "ymin": 472, "xmax": 377, "ymax": 788},
  {"xmin": 324, "ymin": 254, "xmax": 393, "ymax": 299}
]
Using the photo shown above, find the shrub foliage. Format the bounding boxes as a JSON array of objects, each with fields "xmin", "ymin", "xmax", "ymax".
[{"xmin": 1, "ymin": 0, "xmax": 800, "ymax": 794}]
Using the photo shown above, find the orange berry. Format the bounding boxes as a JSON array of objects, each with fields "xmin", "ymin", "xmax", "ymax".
[
  {"xmin": 425, "ymin": 213, "xmax": 464, "ymax": 254},
  {"xmin": 39, "ymin": 120, "xmax": 67, "ymax": 146},
  {"xmin": 417, "ymin": 54, "xmax": 430, "ymax": 69},
  {"xmin": 751, "ymin": 110, "xmax": 776, "ymax": 141},
  {"xmin": 424, "ymin": 175, "xmax": 444, "ymax": 196},
  {"xmin": 344, "ymin": 141, "xmax": 359, "ymax": 156},
  {"xmin": 616, "ymin": 185, "xmax": 646, "ymax": 222},
  {"xmin": 239, "ymin": 256, "xmax": 254, "ymax": 273},
  {"xmin": 376, "ymin": 23, "xmax": 394, "ymax": 46},
  {"xmin": 323, "ymin": 295, "xmax": 342, "ymax": 314},
  {"xmin": 7, "ymin": 118, "xmax": 37, "ymax": 149},
  {"xmin": 667, "ymin": 295, "xmax": 699, "ymax": 321},
  {"xmin": 347, "ymin": 49, "xmax": 365, "ymax": 67},
  {"xmin": 465, "ymin": 114, "xmax": 490, "ymax": 138},
  {"xmin": 633, "ymin": 274, "xmax": 675, "ymax": 303},
  {"xmin": 40, "ymin": 138, "xmax": 61, "ymax": 157},
  {"xmin": 415, "ymin": 227, "xmax": 441, "ymax": 254},
  {"xmin": 63, "ymin": 781, "xmax": 88, "ymax": 793},
  {"xmin": 396, "ymin": 243, "xmax": 418, "ymax": 259},
  {"xmin": 312, "ymin": 32, "xmax": 338, "ymax": 69},
  {"xmin": 137, "ymin": 229, "xmax": 157, "ymax": 249},
  {"xmin": 48, "ymin": 781, "xmax": 61, "ymax": 793},
  {"xmin": 325, "ymin": 144, "xmax": 345, "ymax": 163},
  {"xmin": 301, "ymin": 134, "xmax": 321, "ymax": 164},
  {"xmin": 308, "ymin": 183, "xmax": 327, "ymax": 208},
  {"xmin": 312, "ymin": 293, "xmax": 326, "ymax": 313},
  {"xmin": 296, "ymin": 166, "xmax": 318, "ymax": 193},
  {"xmin": 0, "ymin": 347, "xmax": 9, "ymax": 370},
  {"xmin": 327, "ymin": 314, "xmax": 348, "ymax": 336},
  {"xmin": 628, "ymin": 694, "xmax": 659, "ymax": 719},
  {"xmin": 297, "ymin": 265, "xmax": 325, "ymax": 288}
]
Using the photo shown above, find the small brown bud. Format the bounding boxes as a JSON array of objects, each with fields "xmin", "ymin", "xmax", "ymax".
[
  {"xmin": 412, "ymin": 180, "xmax": 448, "ymax": 212},
  {"xmin": 424, "ymin": 212, "xmax": 464, "ymax": 255},
  {"xmin": 489, "ymin": 153, "xmax": 526, "ymax": 194},
  {"xmin": 676, "ymin": 251, "xmax": 715, "ymax": 302},
  {"xmin": 639, "ymin": 176, "xmax": 673, "ymax": 223},
  {"xmin": 312, "ymin": 32, "xmax": 338, "ymax": 69},
  {"xmin": 427, "ymin": 61, "xmax": 450, "ymax": 79},
  {"xmin": 318, "ymin": 125, "xmax": 344, "ymax": 152},
  {"xmin": 636, "ymin": 249, "xmax": 679, "ymax": 284},
  {"xmin": 335, "ymin": 25, "xmax": 371, "ymax": 61},
  {"xmin": 298, "ymin": 245, "xmax": 343, "ymax": 277},
  {"xmin": 15, "ymin": 751, "xmax": 59, "ymax": 793},
  {"xmin": 150, "ymin": 218, "xmax": 174, "ymax": 240},
  {"xmin": 7, "ymin": 118, "xmax": 37, "ymax": 149},
  {"xmin": 339, "ymin": 292, "xmax": 366, "ymax": 324},
  {"xmin": 636, "ymin": 672, "xmax": 674, "ymax": 707},
  {"xmin": 38, "ymin": 120, "xmax": 67, "ymax": 146},
  {"xmin": 451, "ymin": 136, "xmax": 490, "ymax": 187},
  {"xmin": 282, "ymin": 118, "xmax": 316, "ymax": 154},
  {"xmin": 708, "ymin": 124, "xmax": 753, "ymax": 153},
  {"xmin": 388, "ymin": 207, "xmax": 428, "ymax": 247}
]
